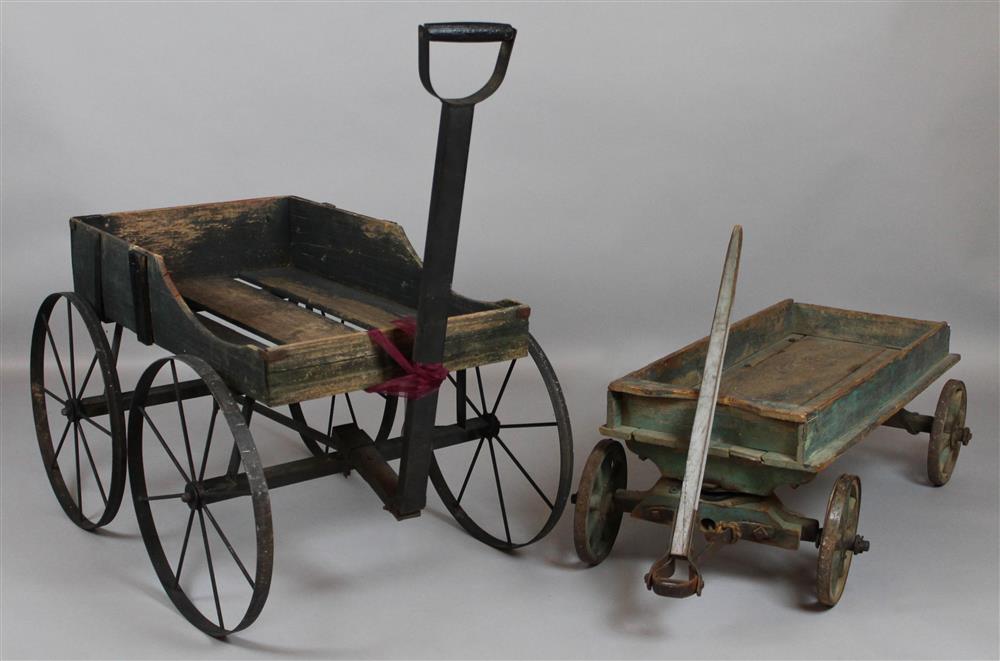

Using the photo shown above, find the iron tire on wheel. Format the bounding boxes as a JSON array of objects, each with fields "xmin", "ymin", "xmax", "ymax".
[
  {"xmin": 430, "ymin": 334, "xmax": 573, "ymax": 550},
  {"xmin": 573, "ymin": 439, "xmax": 627, "ymax": 566},
  {"xmin": 927, "ymin": 379, "xmax": 968, "ymax": 487},
  {"xmin": 816, "ymin": 474, "xmax": 862, "ymax": 607},
  {"xmin": 30, "ymin": 292, "xmax": 126, "ymax": 530},
  {"xmin": 128, "ymin": 355, "xmax": 273, "ymax": 638}
]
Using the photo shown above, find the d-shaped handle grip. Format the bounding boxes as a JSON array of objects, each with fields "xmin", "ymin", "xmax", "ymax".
[
  {"xmin": 418, "ymin": 22, "xmax": 516, "ymax": 106},
  {"xmin": 422, "ymin": 22, "xmax": 516, "ymax": 43}
]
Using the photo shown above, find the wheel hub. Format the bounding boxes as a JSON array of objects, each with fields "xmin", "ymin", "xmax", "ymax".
[
  {"xmin": 182, "ymin": 483, "xmax": 204, "ymax": 510},
  {"xmin": 60, "ymin": 398, "xmax": 85, "ymax": 423}
]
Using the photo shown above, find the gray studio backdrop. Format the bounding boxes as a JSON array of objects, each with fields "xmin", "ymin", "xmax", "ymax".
[{"xmin": 2, "ymin": 2, "xmax": 997, "ymax": 659}]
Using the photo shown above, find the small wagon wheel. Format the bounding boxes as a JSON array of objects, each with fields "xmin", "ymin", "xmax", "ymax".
[
  {"xmin": 128, "ymin": 355, "xmax": 272, "ymax": 638},
  {"xmin": 927, "ymin": 379, "xmax": 970, "ymax": 487},
  {"xmin": 430, "ymin": 334, "xmax": 573, "ymax": 550},
  {"xmin": 573, "ymin": 439, "xmax": 627, "ymax": 566},
  {"xmin": 288, "ymin": 393, "xmax": 398, "ymax": 458},
  {"xmin": 816, "ymin": 474, "xmax": 867, "ymax": 607},
  {"xmin": 30, "ymin": 292, "xmax": 126, "ymax": 530}
]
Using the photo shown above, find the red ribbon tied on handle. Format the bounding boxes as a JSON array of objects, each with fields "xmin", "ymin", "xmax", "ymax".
[{"xmin": 364, "ymin": 317, "xmax": 448, "ymax": 399}]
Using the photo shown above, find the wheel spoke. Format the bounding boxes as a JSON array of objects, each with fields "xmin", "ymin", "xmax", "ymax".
[
  {"xmin": 74, "ymin": 423, "xmax": 82, "ymax": 511},
  {"xmin": 140, "ymin": 408, "xmax": 191, "ymax": 482},
  {"xmin": 490, "ymin": 359, "xmax": 517, "ymax": 416},
  {"xmin": 79, "ymin": 414, "xmax": 113, "ymax": 438},
  {"xmin": 78, "ymin": 425, "xmax": 108, "ymax": 507},
  {"xmin": 170, "ymin": 361, "xmax": 197, "ymax": 479},
  {"xmin": 203, "ymin": 505, "xmax": 255, "ymax": 589},
  {"xmin": 446, "ymin": 374, "xmax": 483, "ymax": 417},
  {"xmin": 174, "ymin": 510, "xmax": 196, "ymax": 588},
  {"xmin": 44, "ymin": 321, "xmax": 72, "ymax": 398},
  {"xmin": 198, "ymin": 402, "xmax": 220, "ymax": 481},
  {"xmin": 457, "ymin": 438, "xmax": 485, "ymax": 504},
  {"xmin": 326, "ymin": 396, "xmax": 336, "ymax": 436},
  {"xmin": 487, "ymin": 439, "xmax": 512, "ymax": 545},
  {"xmin": 44, "ymin": 388, "xmax": 67, "ymax": 405},
  {"xmin": 76, "ymin": 353, "xmax": 99, "ymax": 399},
  {"xmin": 325, "ymin": 396, "xmax": 336, "ymax": 454},
  {"xmin": 197, "ymin": 510, "xmax": 225, "ymax": 629},
  {"xmin": 67, "ymin": 300, "xmax": 77, "ymax": 397},
  {"xmin": 495, "ymin": 435, "xmax": 554, "ymax": 510},
  {"xmin": 142, "ymin": 492, "xmax": 186, "ymax": 501},
  {"xmin": 344, "ymin": 392, "xmax": 358, "ymax": 426},
  {"xmin": 475, "ymin": 367, "xmax": 488, "ymax": 415},
  {"xmin": 50, "ymin": 420, "xmax": 72, "ymax": 468},
  {"xmin": 499, "ymin": 421, "xmax": 558, "ymax": 430}
]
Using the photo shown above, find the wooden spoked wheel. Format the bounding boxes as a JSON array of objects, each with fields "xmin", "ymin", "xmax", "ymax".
[
  {"xmin": 128, "ymin": 355, "xmax": 273, "ymax": 638},
  {"xmin": 816, "ymin": 474, "xmax": 862, "ymax": 607},
  {"xmin": 288, "ymin": 392, "xmax": 398, "ymax": 457},
  {"xmin": 30, "ymin": 292, "xmax": 126, "ymax": 530},
  {"xmin": 928, "ymin": 379, "xmax": 969, "ymax": 487},
  {"xmin": 573, "ymin": 439, "xmax": 627, "ymax": 566},
  {"xmin": 430, "ymin": 335, "xmax": 573, "ymax": 550}
]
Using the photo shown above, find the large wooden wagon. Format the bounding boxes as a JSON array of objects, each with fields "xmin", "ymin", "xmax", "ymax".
[
  {"xmin": 30, "ymin": 23, "xmax": 572, "ymax": 637},
  {"xmin": 573, "ymin": 230, "xmax": 971, "ymax": 606}
]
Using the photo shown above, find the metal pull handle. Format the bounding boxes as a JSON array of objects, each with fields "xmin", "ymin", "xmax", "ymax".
[
  {"xmin": 421, "ymin": 22, "xmax": 516, "ymax": 43},
  {"xmin": 418, "ymin": 22, "xmax": 516, "ymax": 106},
  {"xmin": 644, "ymin": 555, "xmax": 704, "ymax": 598}
]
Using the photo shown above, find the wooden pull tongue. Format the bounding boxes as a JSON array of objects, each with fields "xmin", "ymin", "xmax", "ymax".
[{"xmin": 646, "ymin": 225, "xmax": 743, "ymax": 597}]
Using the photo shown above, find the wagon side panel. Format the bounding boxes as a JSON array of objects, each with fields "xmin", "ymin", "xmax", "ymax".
[
  {"xmin": 264, "ymin": 304, "xmax": 530, "ymax": 405},
  {"xmin": 804, "ymin": 322, "xmax": 956, "ymax": 467}
]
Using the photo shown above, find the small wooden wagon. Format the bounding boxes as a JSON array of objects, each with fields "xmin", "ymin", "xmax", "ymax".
[
  {"xmin": 574, "ymin": 245, "xmax": 971, "ymax": 605},
  {"xmin": 30, "ymin": 23, "xmax": 572, "ymax": 637}
]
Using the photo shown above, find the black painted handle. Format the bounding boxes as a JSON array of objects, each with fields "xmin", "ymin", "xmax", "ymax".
[
  {"xmin": 420, "ymin": 22, "xmax": 516, "ymax": 43},
  {"xmin": 418, "ymin": 22, "xmax": 517, "ymax": 106}
]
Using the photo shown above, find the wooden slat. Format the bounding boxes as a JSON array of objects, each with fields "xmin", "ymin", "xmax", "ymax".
[
  {"xmin": 176, "ymin": 276, "xmax": 354, "ymax": 345},
  {"xmin": 718, "ymin": 335, "xmax": 890, "ymax": 407},
  {"xmin": 240, "ymin": 267, "xmax": 414, "ymax": 330}
]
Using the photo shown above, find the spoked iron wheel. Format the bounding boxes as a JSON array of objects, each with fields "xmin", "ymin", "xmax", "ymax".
[
  {"xmin": 430, "ymin": 335, "xmax": 573, "ymax": 550},
  {"xmin": 288, "ymin": 392, "xmax": 398, "ymax": 457},
  {"xmin": 573, "ymin": 439, "xmax": 627, "ymax": 566},
  {"xmin": 816, "ymin": 474, "xmax": 865, "ymax": 607},
  {"xmin": 30, "ymin": 292, "xmax": 126, "ymax": 530},
  {"xmin": 128, "ymin": 355, "xmax": 272, "ymax": 638},
  {"xmin": 928, "ymin": 379, "xmax": 970, "ymax": 487}
]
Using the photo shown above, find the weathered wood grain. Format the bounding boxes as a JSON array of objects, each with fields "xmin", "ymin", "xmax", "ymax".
[
  {"xmin": 97, "ymin": 197, "xmax": 290, "ymax": 276},
  {"xmin": 240, "ymin": 266, "xmax": 413, "ymax": 329},
  {"xmin": 143, "ymin": 252, "xmax": 268, "ymax": 398},
  {"xmin": 176, "ymin": 275, "xmax": 355, "ymax": 345},
  {"xmin": 263, "ymin": 305, "xmax": 530, "ymax": 405}
]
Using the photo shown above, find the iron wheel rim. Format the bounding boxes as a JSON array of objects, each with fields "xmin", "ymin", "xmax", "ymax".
[
  {"xmin": 128, "ymin": 355, "xmax": 273, "ymax": 638},
  {"xmin": 30, "ymin": 292, "xmax": 126, "ymax": 530},
  {"xmin": 429, "ymin": 334, "xmax": 573, "ymax": 550},
  {"xmin": 928, "ymin": 379, "xmax": 967, "ymax": 487},
  {"xmin": 573, "ymin": 439, "xmax": 627, "ymax": 566},
  {"xmin": 816, "ymin": 473, "xmax": 861, "ymax": 607}
]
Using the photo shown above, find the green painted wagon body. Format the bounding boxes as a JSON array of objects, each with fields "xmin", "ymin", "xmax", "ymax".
[{"xmin": 601, "ymin": 299, "xmax": 960, "ymax": 496}]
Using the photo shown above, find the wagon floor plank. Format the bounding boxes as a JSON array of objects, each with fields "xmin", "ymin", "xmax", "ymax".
[
  {"xmin": 718, "ymin": 334, "xmax": 895, "ymax": 407},
  {"xmin": 239, "ymin": 266, "xmax": 414, "ymax": 330},
  {"xmin": 176, "ymin": 275, "xmax": 355, "ymax": 345}
]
